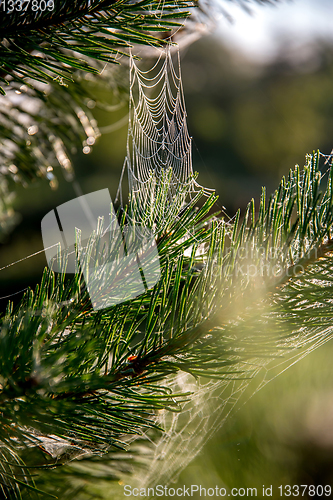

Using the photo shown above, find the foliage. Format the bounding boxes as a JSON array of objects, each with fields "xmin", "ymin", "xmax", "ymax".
[
  {"xmin": 0, "ymin": 0, "xmax": 193, "ymax": 238},
  {"xmin": 0, "ymin": 0, "xmax": 282, "ymax": 240},
  {"xmin": 0, "ymin": 0, "xmax": 192, "ymax": 93},
  {"xmin": 1, "ymin": 0, "xmax": 331, "ymax": 498},
  {"xmin": 0, "ymin": 151, "xmax": 333, "ymax": 497},
  {"xmin": 0, "ymin": 0, "xmax": 281, "ymax": 186}
]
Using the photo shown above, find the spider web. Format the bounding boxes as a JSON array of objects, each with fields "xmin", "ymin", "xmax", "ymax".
[
  {"xmin": 115, "ymin": 46, "xmax": 213, "ymax": 227},
  {"xmin": 132, "ymin": 299, "xmax": 333, "ymax": 488}
]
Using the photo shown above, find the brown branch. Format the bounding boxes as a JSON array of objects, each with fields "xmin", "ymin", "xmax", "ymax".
[{"xmin": 53, "ymin": 316, "xmax": 216, "ymax": 400}]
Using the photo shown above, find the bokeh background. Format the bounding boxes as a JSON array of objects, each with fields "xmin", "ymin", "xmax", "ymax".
[{"xmin": 2, "ymin": 0, "xmax": 333, "ymax": 496}]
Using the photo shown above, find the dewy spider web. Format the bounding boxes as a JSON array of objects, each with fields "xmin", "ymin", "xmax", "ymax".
[
  {"xmin": 115, "ymin": 45, "xmax": 213, "ymax": 227},
  {"xmin": 133, "ymin": 294, "xmax": 333, "ymax": 488},
  {"xmin": 0, "ymin": 45, "xmax": 215, "ymax": 298}
]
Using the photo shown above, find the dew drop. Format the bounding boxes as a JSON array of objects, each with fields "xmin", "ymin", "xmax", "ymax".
[
  {"xmin": 28, "ymin": 125, "xmax": 38, "ymax": 135},
  {"xmin": 8, "ymin": 164, "xmax": 18, "ymax": 174},
  {"xmin": 86, "ymin": 136, "xmax": 95, "ymax": 146},
  {"xmin": 87, "ymin": 100, "xmax": 96, "ymax": 109}
]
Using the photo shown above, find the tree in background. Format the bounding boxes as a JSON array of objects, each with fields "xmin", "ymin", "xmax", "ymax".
[{"xmin": 2, "ymin": 1, "xmax": 333, "ymax": 499}]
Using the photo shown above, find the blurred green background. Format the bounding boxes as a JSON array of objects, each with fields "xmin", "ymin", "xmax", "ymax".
[
  {"xmin": 175, "ymin": 344, "xmax": 333, "ymax": 498},
  {"xmin": 2, "ymin": 0, "xmax": 333, "ymax": 496}
]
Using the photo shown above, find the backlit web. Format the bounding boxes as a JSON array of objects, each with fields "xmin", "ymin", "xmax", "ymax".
[
  {"xmin": 133, "ymin": 321, "xmax": 333, "ymax": 488},
  {"xmin": 115, "ymin": 46, "xmax": 213, "ymax": 226}
]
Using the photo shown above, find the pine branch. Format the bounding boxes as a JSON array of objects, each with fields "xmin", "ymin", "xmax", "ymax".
[
  {"xmin": 0, "ymin": 75, "xmax": 101, "ymax": 182},
  {"xmin": 0, "ymin": 0, "xmax": 193, "ymax": 94},
  {"xmin": 0, "ymin": 0, "xmax": 195, "ymax": 238},
  {"xmin": 2, "ymin": 152, "xmax": 333, "ymax": 496},
  {"xmin": 0, "ymin": 67, "xmax": 121, "ymax": 239},
  {"xmin": 1, "ymin": 0, "xmax": 120, "ymax": 32}
]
